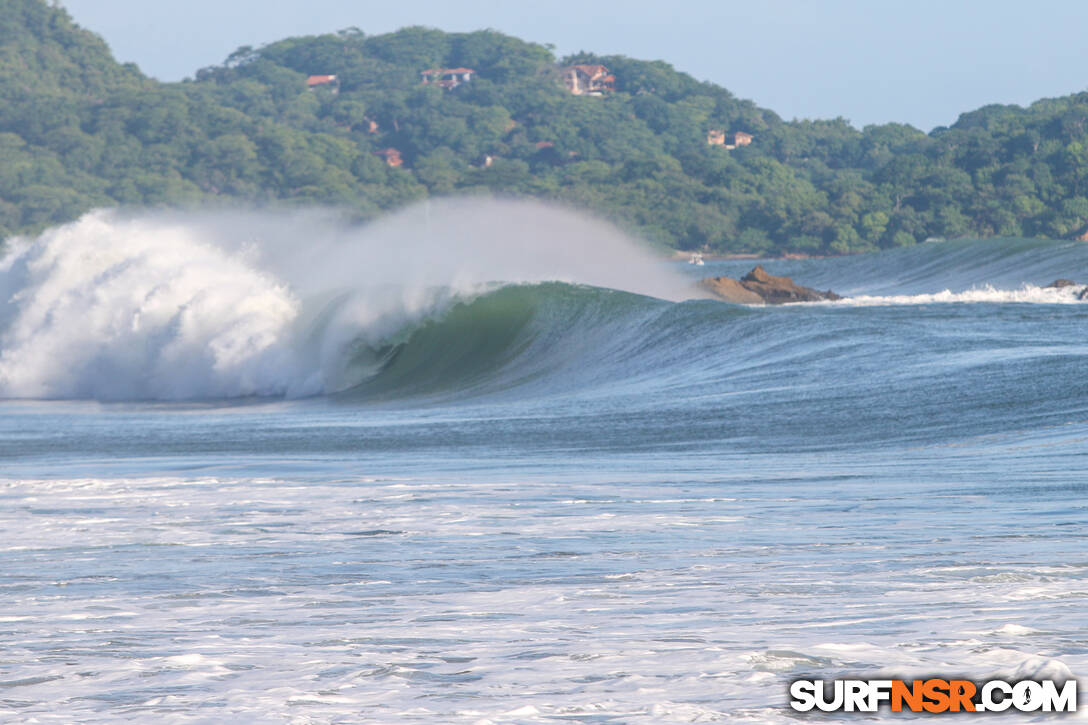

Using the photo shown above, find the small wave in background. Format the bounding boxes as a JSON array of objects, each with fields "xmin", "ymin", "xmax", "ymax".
[{"xmin": 695, "ymin": 235, "xmax": 1088, "ymax": 297}]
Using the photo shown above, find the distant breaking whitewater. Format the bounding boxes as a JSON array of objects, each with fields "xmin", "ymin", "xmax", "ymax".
[{"xmin": 808, "ymin": 284, "xmax": 1086, "ymax": 306}]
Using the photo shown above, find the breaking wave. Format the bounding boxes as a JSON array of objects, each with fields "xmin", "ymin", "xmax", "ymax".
[
  {"xmin": 1, "ymin": 204, "xmax": 1086, "ymax": 405},
  {"xmin": 0, "ymin": 201, "xmax": 692, "ymax": 400}
]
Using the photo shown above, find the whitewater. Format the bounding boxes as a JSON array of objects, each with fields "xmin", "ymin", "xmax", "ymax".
[
  {"xmin": 0, "ymin": 201, "xmax": 695, "ymax": 401},
  {"xmin": 1, "ymin": 201, "xmax": 1087, "ymax": 722}
]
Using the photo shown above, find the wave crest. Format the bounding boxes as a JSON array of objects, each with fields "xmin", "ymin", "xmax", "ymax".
[
  {"xmin": 0, "ymin": 211, "xmax": 299, "ymax": 399},
  {"xmin": 0, "ymin": 202, "xmax": 691, "ymax": 401}
]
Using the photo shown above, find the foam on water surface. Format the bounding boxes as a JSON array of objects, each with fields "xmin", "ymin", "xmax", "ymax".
[
  {"xmin": 825, "ymin": 283, "xmax": 1088, "ymax": 306},
  {"xmin": 2, "ymin": 448, "xmax": 1086, "ymax": 722}
]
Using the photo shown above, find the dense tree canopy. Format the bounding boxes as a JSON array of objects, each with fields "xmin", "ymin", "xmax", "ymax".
[{"xmin": 3, "ymin": 0, "xmax": 1088, "ymax": 254}]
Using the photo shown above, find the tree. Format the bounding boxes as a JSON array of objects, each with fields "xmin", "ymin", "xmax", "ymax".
[{"xmin": 9, "ymin": 5, "xmax": 1088, "ymax": 253}]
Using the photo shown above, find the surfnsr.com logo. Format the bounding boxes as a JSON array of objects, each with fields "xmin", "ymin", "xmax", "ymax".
[{"xmin": 789, "ymin": 678, "xmax": 1077, "ymax": 713}]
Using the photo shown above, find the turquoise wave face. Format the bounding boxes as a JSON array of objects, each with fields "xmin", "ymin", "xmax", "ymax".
[
  {"xmin": 313, "ymin": 269, "xmax": 1087, "ymax": 455},
  {"xmin": 334, "ymin": 282, "xmax": 683, "ymax": 401}
]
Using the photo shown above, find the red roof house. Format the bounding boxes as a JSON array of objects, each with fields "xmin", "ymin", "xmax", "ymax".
[
  {"xmin": 307, "ymin": 74, "xmax": 339, "ymax": 89},
  {"xmin": 376, "ymin": 148, "xmax": 403, "ymax": 167},
  {"xmin": 562, "ymin": 65, "xmax": 615, "ymax": 96}
]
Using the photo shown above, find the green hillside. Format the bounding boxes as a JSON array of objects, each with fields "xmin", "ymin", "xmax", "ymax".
[{"xmin": 3, "ymin": 0, "xmax": 1088, "ymax": 254}]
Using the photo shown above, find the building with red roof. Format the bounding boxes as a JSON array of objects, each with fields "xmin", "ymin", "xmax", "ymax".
[
  {"xmin": 376, "ymin": 148, "xmax": 403, "ymax": 168},
  {"xmin": 306, "ymin": 75, "xmax": 339, "ymax": 93},
  {"xmin": 562, "ymin": 65, "xmax": 615, "ymax": 96}
]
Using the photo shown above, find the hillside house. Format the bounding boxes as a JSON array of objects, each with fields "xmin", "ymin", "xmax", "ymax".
[
  {"xmin": 307, "ymin": 75, "xmax": 339, "ymax": 93},
  {"xmin": 562, "ymin": 64, "xmax": 615, "ymax": 96},
  {"xmin": 376, "ymin": 148, "xmax": 403, "ymax": 168},
  {"xmin": 712, "ymin": 130, "xmax": 755, "ymax": 150},
  {"xmin": 421, "ymin": 68, "xmax": 475, "ymax": 89}
]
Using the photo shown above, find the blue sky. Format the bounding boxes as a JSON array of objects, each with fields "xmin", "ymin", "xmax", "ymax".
[{"xmin": 61, "ymin": 0, "xmax": 1088, "ymax": 131}]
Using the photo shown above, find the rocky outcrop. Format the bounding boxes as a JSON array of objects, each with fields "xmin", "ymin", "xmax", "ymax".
[
  {"xmin": 701, "ymin": 265, "xmax": 842, "ymax": 304},
  {"xmin": 699, "ymin": 276, "xmax": 766, "ymax": 304},
  {"xmin": 1045, "ymin": 279, "xmax": 1088, "ymax": 300}
]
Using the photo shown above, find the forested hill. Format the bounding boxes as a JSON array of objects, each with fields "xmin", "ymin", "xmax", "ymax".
[{"xmin": 4, "ymin": 0, "xmax": 1088, "ymax": 254}]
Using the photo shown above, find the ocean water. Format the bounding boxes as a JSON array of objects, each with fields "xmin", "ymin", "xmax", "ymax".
[{"xmin": 1, "ymin": 204, "xmax": 1087, "ymax": 723}]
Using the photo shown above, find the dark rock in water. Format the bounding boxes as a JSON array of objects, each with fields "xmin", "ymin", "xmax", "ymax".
[
  {"xmin": 700, "ymin": 265, "xmax": 841, "ymax": 304},
  {"xmin": 1044, "ymin": 279, "xmax": 1088, "ymax": 299},
  {"xmin": 699, "ymin": 276, "xmax": 765, "ymax": 304},
  {"xmin": 740, "ymin": 265, "xmax": 842, "ymax": 303}
]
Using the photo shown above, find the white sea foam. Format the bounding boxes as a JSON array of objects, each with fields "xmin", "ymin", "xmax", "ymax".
[
  {"xmin": 0, "ymin": 201, "xmax": 693, "ymax": 400},
  {"xmin": 829, "ymin": 283, "xmax": 1086, "ymax": 306},
  {"xmin": 1, "ymin": 472, "xmax": 1084, "ymax": 723}
]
